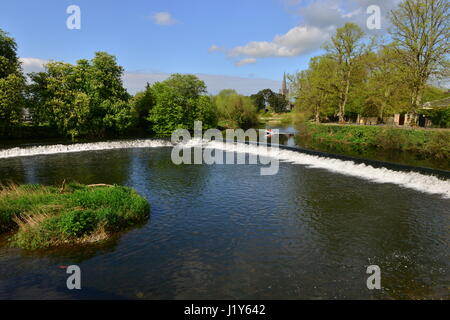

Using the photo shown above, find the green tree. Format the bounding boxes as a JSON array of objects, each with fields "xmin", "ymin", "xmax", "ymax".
[
  {"xmin": 389, "ymin": 0, "xmax": 450, "ymax": 113},
  {"xmin": 0, "ymin": 29, "xmax": 25, "ymax": 131},
  {"xmin": 28, "ymin": 52, "xmax": 135, "ymax": 139},
  {"xmin": 366, "ymin": 46, "xmax": 410, "ymax": 119},
  {"xmin": 325, "ymin": 23, "xmax": 373, "ymax": 122},
  {"xmin": 295, "ymin": 55, "xmax": 338, "ymax": 122},
  {"xmin": 147, "ymin": 74, "xmax": 217, "ymax": 134},
  {"xmin": 163, "ymin": 73, "xmax": 207, "ymax": 99},
  {"xmin": 131, "ymin": 83, "xmax": 155, "ymax": 128},
  {"xmin": 0, "ymin": 29, "xmax": 21, "ymax": 79},
  {"xmin": 250, "ymin": 89, "xmax": 287, "ymax": 113},
  {"xmin": 268, "ymin": 92, "xmax": 288, "ymax": 113},
  {"xmin": 215, "ymin": 89, "xmax": 258, "ymax": 129}
]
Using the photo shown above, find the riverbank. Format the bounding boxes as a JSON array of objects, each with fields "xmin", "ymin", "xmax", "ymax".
[
  {"xmin": 299, "ymin": 122, "xmax": 450, "ymax": 161},
  {"xmin": 259, "ymin": 112, "xmax": 293, "ymax": 127},
  {"xmin": 0, "ymin": 183, "xmax": 149, "ymax": 250}
]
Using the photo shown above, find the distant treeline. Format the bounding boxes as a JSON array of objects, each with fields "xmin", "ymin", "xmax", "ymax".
[
  {"xmin": 0, "ymin": 28, "xmax": 290, "ymax": 140},
  {"xmin": 288, "ymin": 0, "xmax": 449, "ymax": 126}
]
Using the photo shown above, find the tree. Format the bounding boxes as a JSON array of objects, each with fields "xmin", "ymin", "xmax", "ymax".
[
  {"xmin": 28, "ymin": 52, "xmax": 135, "ymax": 139},
  {"xmin": 215, "ymin": 89, "xmax": 258, "ymax": 129},
  {"xmin": 295, "ymin": 55, "xmax": 338, "ymax": 122},
  {"xmin": 366, "ymin": 46, "xmax": 410, "ymax": 119},
  {"xmin": 131, "ymin": 83, "xmax": 154, "ymax": 128},
  {"xmin": 268, "ymin": 92, "xmax": 288, "ymax": 113},
  {"xmin": 0, "ymin": 29, "xmax": 21, "ymax": 79},
  {"xmin": 389, "ymin": 0, "xmax": 450, "ymax": 113},
  {"xmin": 298, "ymin": 55, "xmax": 337, "ymax": 122},
  {"xmin": 0, "ymin": 29, "xmax": 25, "ymax": 131},
  {"xmin": 147, "ymin": 74, "xmax": 217, "ymax": 134},
  {"xmin": 163, "ymin": 73, "xmax": 207, "ymax": 99},
  {"xmin": 250, "ymin": 88, "xmax": 287, "ymax": 113},
  {"xmin": 325, "ymin": 23, "xmax": 373, "ymax": 122}
]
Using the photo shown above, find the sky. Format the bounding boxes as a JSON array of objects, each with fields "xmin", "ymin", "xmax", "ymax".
[{"xmin": 0, "ymin": 0, "xmax": 401, "ymax": 95}]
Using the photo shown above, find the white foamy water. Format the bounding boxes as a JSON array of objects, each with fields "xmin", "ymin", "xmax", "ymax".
[
  {"xmin": 199, "ymin": 140, "xmax": 450, "ymax": 199},
  {"xmin": 0, "ymin": 139, "xmax": 449, "ymax": 199},
  {"xmin": 0, "ymin": 139, "xmax": 172, "ymax": 159}
]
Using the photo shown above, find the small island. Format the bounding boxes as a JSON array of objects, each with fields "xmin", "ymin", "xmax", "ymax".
[{"xmin": 0, "ymin": 183, "xmax": 150, "ymax": 250}]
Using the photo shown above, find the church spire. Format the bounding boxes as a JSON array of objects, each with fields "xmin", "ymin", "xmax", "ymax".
[{"xmin": 281, "ymin": 72, "xmax": 288, "ymax": 97}]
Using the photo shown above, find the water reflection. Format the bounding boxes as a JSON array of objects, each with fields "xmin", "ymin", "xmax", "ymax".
[{"xmin": 0, "ymin": 145, "xmax": 448, "ymax": 299}]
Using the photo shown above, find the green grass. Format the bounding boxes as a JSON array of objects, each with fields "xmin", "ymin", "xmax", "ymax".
[
  {"xmin": 0, "ymin": 183, "xmax": 150, "ymax": 250},
  {"xmin": 302, "ymin": 123, "xmax": 450, "ymax": 159},
  {"xmin": 259, "ymin": 112, "xmax": 293, "ymax": 126}
]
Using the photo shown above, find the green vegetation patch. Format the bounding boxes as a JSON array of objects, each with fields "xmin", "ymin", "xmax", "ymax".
[
  {"xmin": 303, "ymin": 123, "xmax": 450, "ymax": 159},
  {"xmin": 0, "ymin": 183, "xmax": 149, "ymax": 250}
]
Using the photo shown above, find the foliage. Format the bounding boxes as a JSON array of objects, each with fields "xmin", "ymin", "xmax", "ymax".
[
  {"xmin": 294, "ymin": 55, "xmax": 339, "ymax": 122},
  {"xmin": 0, "ymin": 29, "xmax": 21, "ymax": 79},
  {"xmin": 131, "ymin": 83, "xmax": 154, "ymax": 128},
  {"xmin": 28, "ymin": 52, "xmax": 135, "ymax": 139},
  {"xmin": 147, "ymin": 75, "xmax": 217, "ymax": 135},
  {"xmin": 0, "ymin": 183, "xmax": 149, "ymax": 250},
  {"xmin": 0, "ymin": 29, "xmax": 25, "ymax": 130},
  {"xmin": 251, "ymin": 88, "xmax": 288, "ymax": 113},
  {"xmin": 389, "ymin": 0, "xmax": 450, "ymax": 112},
  {"xmin": 419, "ymin": 106, "xmax": 450, "ymax": 128},
  {"xmin": 215, "ymin": 89, "xmax": 258, "ymax": 129},
  {"xmin": 303, "ymin": 123, "xmax": 450, "ymax": 159},
  {"xmin": 324, "ymin": 23, "xmax": 373, "ymax": 122},
  {"xmin": 365, "ymin": 45, "xmax": 411, "ymax": 118}
]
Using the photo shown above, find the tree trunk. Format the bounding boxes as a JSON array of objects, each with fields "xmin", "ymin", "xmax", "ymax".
[
  {"xmin": 338, "ymin": 72, "xmax": 351, "ymax": 123},
  {"xmin": 315, "ymin": 105, "xmax": 320, "ymax": 123}
]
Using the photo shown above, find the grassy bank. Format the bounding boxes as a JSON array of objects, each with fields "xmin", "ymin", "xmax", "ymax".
[
  {"xmin": 301, "ymin": 123, "xmax": 450, "ymax": 160},
  {"xmin": 0, "ymin": 183, "xmax": 149, "ymax": 250},
  {"xmin": 259, "ymin": 112, "xmax": 294, "ymax": 126}
]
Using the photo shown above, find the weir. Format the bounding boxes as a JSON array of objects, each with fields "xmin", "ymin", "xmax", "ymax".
[{"xmin": 0, "ymin": 139, "xmax": 449, "ymax": 199}]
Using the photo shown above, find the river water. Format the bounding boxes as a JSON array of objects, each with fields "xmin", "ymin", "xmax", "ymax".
[{"xmin": 0, "ymin": 136, "xmax": 448, "ymax": 299}]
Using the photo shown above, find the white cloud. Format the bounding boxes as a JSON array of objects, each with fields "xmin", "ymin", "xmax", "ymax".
[
  {"xmin": 122, "ymin": 72, "xmax": 280, "ymax": 96},
  {"xmin": 208, "ymin": 45, "xmax": 224, "ymax": 53},
  {"xmin": 19, "ymin": 57, "xmax": 49, "ymax": 74},
  {"xmin": 212, "ymin": 0, "xmax": 403, "ymax": 65},
  {"xmin": 228, "ymin": 26, "xmax": 330, "ymax": 59},
  {"xmin": 235, "ymin": 58, "xmax": 257, "ymax": 67},
  {"xmin": 298, "ymin": 0, "xmax": 401, "ymax": 33},
  {"xmin": 151, "ymin": 11, "xmax": 178, "ymax": 26}
]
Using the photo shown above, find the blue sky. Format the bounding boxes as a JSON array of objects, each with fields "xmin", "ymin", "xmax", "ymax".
[{"xmin": 0, "ymin": 0, "xmax": 399, "ymax": 95}]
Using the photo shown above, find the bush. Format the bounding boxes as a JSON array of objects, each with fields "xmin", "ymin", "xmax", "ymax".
[{"xmin": 420, "ymin": 106, "xmax": 450, "ymax": 128}]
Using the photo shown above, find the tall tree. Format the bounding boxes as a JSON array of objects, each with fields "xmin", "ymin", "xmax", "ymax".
[
  {"xmin": 389, "ymin": 0, "xmax": 450, "ymax": 113},
  {"xmin": 0, "ymin": 29, "xmax": 25, "ymax": 131},
  {"xmin": 366, "ymin": 46, "xmax": 410, "ymax": 119},
  {"xmin": 215, "ymin": 89, "xmax": 258, "ymax": 129},
  {"xmin": 295, "ymin": 55, "xmax": 338, "ymax": 123},
  {"xmin": 325, "ymin": 23, "xmax": 372, "ymax": 122},
  {"xmin": 28, "ymin": 52, "xmax": 135, "ymax": 139},
  {"xmin": 148, "ymin": 74, "xmax": 217, "ymax": 134},
  {"xmin": 250, "ymin": 88, "xmax": 287, "ymax": 113},
  {"xmin": 131, "ymin": 82, "xmax": 154, "ymax": 128}
]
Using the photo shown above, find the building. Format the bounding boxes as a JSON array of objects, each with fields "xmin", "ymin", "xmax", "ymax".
[{"xmin": 279, "ymin": 72, "xmax": 294, "ymax": 112}]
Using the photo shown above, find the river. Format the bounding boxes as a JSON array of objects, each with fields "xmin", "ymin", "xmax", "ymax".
[{"xmin": 0, "ymin": 134, "xmax": 448, "ymax": 299}]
